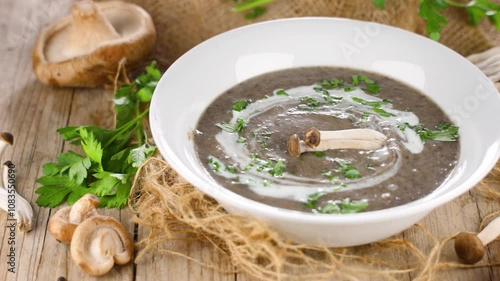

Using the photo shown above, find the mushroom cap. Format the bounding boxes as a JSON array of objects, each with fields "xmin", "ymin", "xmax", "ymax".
[
  {"xmin": 0, "ymin": 132, "xmax": 14, "ymax": 145},
  {"xmin": 68, "ymin": 194, "xmax": 100, "ymax": 224},
  {"xmin": 454, "ymin": 232, "xmax": 485, "ymax": 264},
  {"xmin": 304, "ymin": 127, "xmax": 320, "ymax": 148},
  {"xmin": 32, "ymin": 1, "xmax": 156, "ymax": 87},
  {"xmin": 48, "ymin": 206, "xmax": 78, "ymax": 244},
  {"xmin": 70, "ymin": 215, "xmax": 134, "ymax": 276},
  {"xmin": 48, "ymin": 194, "xmax": 99, "ymax": 244},
  {"xmin": 287, "ymin": 134, "xmax": 301, "ymax": 157}
]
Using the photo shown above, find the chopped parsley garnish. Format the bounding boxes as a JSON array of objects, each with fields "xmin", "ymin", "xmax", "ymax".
[
  {"xmin": 351, "ymin": 97, "xmax": 391, "ymax": 108},
  {"xmin": 208, "ymin": 156, "xmax": 222, "ymax": 173},
  {"xmin": 216, "ymin": 118, "xmax": 246, "ymax": 133},
  {"xmin": 304, "ymin": 193, "xmax": 368, "ymax": 214},
  {"xmin": 372, "ymin": 107, "xmax": 392, "ymax": 117},
  {"xmin": 335, "ymin": 159, "xmax": 362, "ymax": 179},
  {"xmin": 399, "ymin": 122, "xmax": 459, "ymax": 142},
  {"xmin": 316, "ymin": 74, "xmax": 380, "ymax": 95},
  {"xmin": 321, "ymin": 170, "xmax": 339, "ymax": 182},
  {"xmin": 351, "ymin": 97, "xmax": 393, "ymax": 117},
  {"xmin": 268, "ymin": 160, "xmax": 286, "ymax": 177},
  {"xmin": 304, "ymin": 192, "xmax": 324, "ymax": 209},
  {"xmin": 365, "ymin": 84, "xmax": 381, "ymax": 94},
  {"xmin": 297, "ymin": 96, "xmax": 321, "ymax": 110},
  {"xmin": 319, "ymin": 79, "xmax": 345, "ymax": 89},
  {"xmin": 313, "ymin": 151, "xmax": 326, "ymax": 157},
  {"xmin": 232, "ymin": 100, "xmax": 250, "ymax": 112},
  {"xmin": 226, "ymin": 165, "xmax": 238, "ymax": 174},
  {"xmin": 275, "ymin": 89, "xmax": 289, "ymax": 96},
  {"xmin": 244, "ymin": 154, "xmax": 287, "ymax": 177}
]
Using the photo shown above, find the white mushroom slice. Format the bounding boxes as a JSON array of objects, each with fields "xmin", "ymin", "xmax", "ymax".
[
  {"xmin": 32, "ymin": 0, "xmax": 156, "ymax": 87},
  {"xmin": 48, "ymin": 194, "xmax": 99, "ymax": 244},
  {"xmin": 70, "ymin": 215, "xmax": 134, "ymax": 276},
  {"xmin": 288, "ymin": 128, "xmax": 387, "ymax": 157}
]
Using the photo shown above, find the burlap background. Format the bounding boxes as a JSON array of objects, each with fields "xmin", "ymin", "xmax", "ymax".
[{"xmin": 122, "ymin": 0, "xmax": 494, "ymax": 68}]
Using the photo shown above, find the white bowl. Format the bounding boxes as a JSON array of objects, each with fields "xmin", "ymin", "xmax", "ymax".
[{"xmin": 150, "ymin": 18, "xmax": 500, "ymax": 247}]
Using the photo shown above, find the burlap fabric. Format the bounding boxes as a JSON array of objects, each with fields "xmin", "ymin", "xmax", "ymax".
[{"xmin": 123, "ymin": 0, "xmax": 494, "ymax": 67}]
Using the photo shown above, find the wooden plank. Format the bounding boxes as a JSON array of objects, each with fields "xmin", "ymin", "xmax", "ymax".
[{"xmin": 134, "ymin": 230, "xmax": 235, "ymax": 280}]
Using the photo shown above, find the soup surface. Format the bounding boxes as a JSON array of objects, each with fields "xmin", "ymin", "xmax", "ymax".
[{"xmin": 194, "ymin": 67, "xmax": 459, "ymax": 213}]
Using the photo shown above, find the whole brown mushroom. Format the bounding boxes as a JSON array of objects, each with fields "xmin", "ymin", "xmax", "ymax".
[
  {"xmin": 32, "ymin": 0, "xmax": 156, "ymax": 87},
  {"xmin": 454, "ymin": 216, "xmax": 500, "ymax": 264}
]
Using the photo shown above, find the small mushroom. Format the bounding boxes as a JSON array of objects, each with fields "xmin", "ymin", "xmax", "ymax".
[
  {"xmin": 48, "ymin": 194, "xmax": 100, "ymax": 244},
  {"xmin": 70, "ymin": 215, "xmax": 134, "ymax": 276},
  {"xmin": 454, "ymin": 216, "xmax": 500, "ymax": 264},
  {"xmin": 0, "ymin": 133, "xmax": 34, "ymax": 232},
  {"xmin": 32, "ymin": 0, "xmax": 156, "ymax": 87},
  {"xmin": 288, "ymin": 128, "xmax": 387, "ymax": 157}
]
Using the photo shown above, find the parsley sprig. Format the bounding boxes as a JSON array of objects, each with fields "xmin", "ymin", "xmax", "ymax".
[
  {"xmin": 374, "ymin": 0, "xmax": 500, "ymax": 41},
  {"xmin": 35, "ymin": 62, "xmax": 160, "ymax": 208}
]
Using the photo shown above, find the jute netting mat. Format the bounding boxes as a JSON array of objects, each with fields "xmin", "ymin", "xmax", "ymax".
[{"xmin": 118, "ymin": 0, "xmax": 500, "ymax": 280}]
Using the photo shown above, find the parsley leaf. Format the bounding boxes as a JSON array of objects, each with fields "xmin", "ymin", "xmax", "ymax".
[
  {"xmin": 233, "ymin": 0, "xmax": 273, "ymax": 19},
  {"xmin": 232, "ymin": 100, "xmax": 250, "ymax": 112},
  {"xmin": 372, "ymin": 0, "xmax": 385, "ymax": 9},
  {"xmin": 335, "ymin": 159, "xmax": 362, "ymax": 179},
  {"xmin": 216, "ymin": 118, "xmax": 246, "ymax": 133},
  {"xmin": 268, "ymin": 160, "xmax": 286, "ymax": 177},
  {"xmin": 375, "ymin": 0, "xmax": 500, "ymax": 40},
  {"xmin": 304, "ymin": 193, "xmax": 368, "ymax": 214}
]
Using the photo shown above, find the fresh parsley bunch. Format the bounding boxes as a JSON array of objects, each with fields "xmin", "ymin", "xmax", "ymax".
[
  {"xmin": 35, "ymin": 62, "xmax": 160, "ymax": 209},
  {"xmin": 374, "ymin": 0, "xmax": 500, "ymax": 40}
]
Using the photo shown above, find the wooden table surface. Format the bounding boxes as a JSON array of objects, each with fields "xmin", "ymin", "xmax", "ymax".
[{"xmin": 0, "ymin": 0, "xmax": 499, "ymax": 280}]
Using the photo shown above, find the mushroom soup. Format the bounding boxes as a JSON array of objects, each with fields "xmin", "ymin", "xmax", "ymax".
[{"xmin": 194, "ymin": 67, "xmax": 459, "ymax": 214}]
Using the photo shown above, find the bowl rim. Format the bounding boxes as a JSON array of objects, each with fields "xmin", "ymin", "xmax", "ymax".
[{"xmin": 151, "ymin": 17, "xmax": 500, "ymax": 225}]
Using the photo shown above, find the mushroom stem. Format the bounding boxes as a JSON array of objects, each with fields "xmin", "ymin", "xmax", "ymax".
[
  {"xmin": 454, "ymin": 216, "xmax": 500, "ymax": 264},
  {"xmin": 67, "ymin": 0, "xmax": 120, "ymax": 58},
  {"xmin": 304, "ymin": 127, "xmax": 387, "ymax": 148},
  {"xmin": 288, "ymin": 128, "xmax": 387, "ymax": 156},
  {"xmin": 477, "ymin": 216, "xmax": 500, "ymax": 246},
  {"xmin": 0, "ymin": 133, "xmax": 33, "ymax": 232},
  {"xmin": 1, "ymin": 161, "xmax": 34, "ymax": 232}
]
